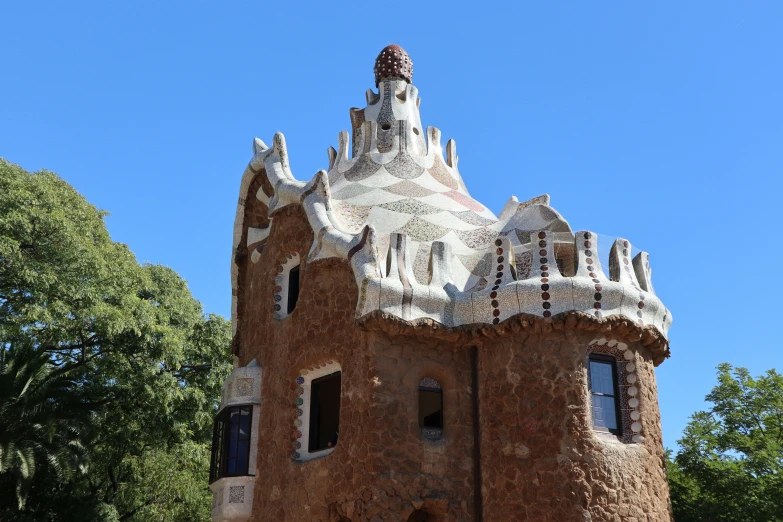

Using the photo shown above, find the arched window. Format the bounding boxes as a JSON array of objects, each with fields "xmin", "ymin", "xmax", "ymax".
[
  {"xmin": 419, "ymin": 378, "xmax": 443, "ymax": 440},
  {"xmin": 588, "ymin": 354, "xmax": 621, "ymax": 435}
]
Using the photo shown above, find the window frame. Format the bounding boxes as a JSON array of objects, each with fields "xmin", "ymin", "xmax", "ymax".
[
  {"xmin": 209, "ymin": 404, "xmax": 254, "ymax": 484},
  {"xmin": 273, "ymin": 253, "xmax": 301, "ymax": 320},
  {"xmin": 292, "ymin": 361, "xmax": 343, "ymax": 462},
  {"xmin": 307, "ymin": 370, "xmax": 342, "ymax": 453},
  {"xmin": 588, "ymin": 354, "xmax": 622, "ymax": 436},
  {"xmin": 287, "ymin": 265, "xmax": 300, "ymax": 314},
  {"xmin": 418, "ymin": 378, "xmax": 444, "ymax": 440}
]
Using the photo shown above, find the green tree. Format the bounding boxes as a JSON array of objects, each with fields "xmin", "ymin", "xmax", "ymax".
[
  {"xmin": 0, "ymin": 160, "xmax": 231, "ymax": 521},
  {"xmin": 0, "ymin": 344, "xmax": 94, "ymax": 509},
  {"xmin": 668, "ymin": 363, "xmax": 783, "ymax": 521}
]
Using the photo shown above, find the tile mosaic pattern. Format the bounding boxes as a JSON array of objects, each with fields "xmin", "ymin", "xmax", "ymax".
[
  {"xmin": 232, "ymin": 63, "xmax": 672, "ymax": 341},
  {"xmin": 229, "ymin": 486, "xmax": 245, "ymax": 504},
  {"xmin": 235, "ymin": 378, "xmax": 253, "ymax": 397},
  {"xmin": 374, "ymin": 44, "xmax": 413, "ymax": 86}
]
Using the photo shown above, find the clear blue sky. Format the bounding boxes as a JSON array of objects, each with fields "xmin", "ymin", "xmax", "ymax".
[{"xmin": 2, "ymin": 2, "xmax": 781, "ymax": 450}]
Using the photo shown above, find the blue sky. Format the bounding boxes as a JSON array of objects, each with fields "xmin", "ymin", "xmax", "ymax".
[{"xmin": 2, "ymin": 2, "xmax": 781, "ymax": 449}]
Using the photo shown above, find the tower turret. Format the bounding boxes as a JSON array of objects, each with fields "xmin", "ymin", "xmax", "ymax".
[{"xmin": 214, "ymin": 45, "xmax": 675, "ymax": 522}]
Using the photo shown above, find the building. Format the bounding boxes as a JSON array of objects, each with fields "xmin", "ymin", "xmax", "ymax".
[{"xmin": 209, "ymin": 45, "xmax": 674, "ymax": 522}]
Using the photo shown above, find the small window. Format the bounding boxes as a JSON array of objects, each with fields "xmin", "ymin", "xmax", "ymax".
[
  {"xmin": 287, "ymin": 265, "xmax": 300, "ymax": 314},
  {"xmin": 407, "ymin": 509, "xmax": 433, "ymax": 521},
  {"xmin": 273, "ymin": 253, "xmax": 301, "ymax": 320},
  {"xmin": 419, "ymin": 378, "xmax": 443, "ymax": 440},
  {"xmin": 308, "ymin": 371, "xmax": 341, "ymax": 452},
  {"xmin": 588, "ymin": 355, "xmax": 621, "ymax": 435},
  {"xmin": 210, "ymin": 405, "xmax": 253, "ymax": 483}
]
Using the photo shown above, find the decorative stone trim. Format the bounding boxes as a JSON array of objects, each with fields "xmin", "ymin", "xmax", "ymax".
[
  {"xmin": 587, "ymin": 339, "xmax": 643, "ymax": 444},
  {"xmin": 273, "ymin": 252, "xmax": 300, "ymax": 320},
  {"xmin": 292, "ymin": 360, "xmax": 342, "ymax": 462},
  {"xmin": 220, "ymin": 360, "xmax": 262, "ymax": 412},
  {"xmin": 210, "ymin": 476, "xmax": 255, "ymax": 522},
  {"xmin": 211, "ymin": 362, "xmax": 262, "ymax": 522},
  {"xmin": 229, "ymin": 486, "xmax": 245, "ymax": 504}
]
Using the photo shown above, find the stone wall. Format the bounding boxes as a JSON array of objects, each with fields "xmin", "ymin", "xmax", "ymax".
[
  {"xmin": 238, "ymin": 206, "xmax": 476, "ymax": 521},
  {"xmin": 236, "ymin": 205, "xmax": 672, "ymax": 521},
  {"xmin": 477, "ymin": 331, "xmax": 672, "ymax": 521}
]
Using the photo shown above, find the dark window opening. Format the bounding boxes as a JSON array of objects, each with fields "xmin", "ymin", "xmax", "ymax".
[
  {"xmin": 209, "ymin": 405, "xmax": 253, "ymax": 483},
  {"xmin": 588, "ymin": 354, "xmax": 622, "ymax": 435},
  {"xmin": 287, "ymin": 265, "xmax": 300, "ymax": 314},
  {"xmin": 407, "ymin": 509, "xmax": 434, "ymax": 521},
  {"xmin": 308, "ymin": 371, "xmax": 341, "ymax": 452},
  {"xmin": 419, "ymin": 379, "xmax": 443, "ymax": 440}
]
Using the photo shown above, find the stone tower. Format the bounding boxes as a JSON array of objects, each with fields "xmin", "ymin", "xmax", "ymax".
[{"xmin": 209, "ymin": 45, "xmax": 674, "ymax": 522}]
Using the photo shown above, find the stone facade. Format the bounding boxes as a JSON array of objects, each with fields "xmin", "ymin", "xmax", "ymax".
[{"xmin": 216, "ymin": 45, "xmax": 674, "ymax": 522}]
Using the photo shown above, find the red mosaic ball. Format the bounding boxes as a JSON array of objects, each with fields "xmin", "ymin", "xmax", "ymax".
[{"xmin": 374, "ymin": 45, "xmax": 413, "ymax": 86}]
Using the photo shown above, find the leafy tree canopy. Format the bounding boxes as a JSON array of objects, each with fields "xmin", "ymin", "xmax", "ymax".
[
  {"xmin": 668, "ymin": 363, "xmax": 783, "ymax": 522},
  {"xmin": 0, "ymin": 159, "xmax": 231, "ymax": 521}
]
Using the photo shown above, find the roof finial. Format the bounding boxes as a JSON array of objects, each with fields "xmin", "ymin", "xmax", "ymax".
[{"xmin": 373, "ymin": 44, "xmax": 413, "ymax": 86}]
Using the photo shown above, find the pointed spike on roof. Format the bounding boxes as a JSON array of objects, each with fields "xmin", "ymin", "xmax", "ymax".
[{"xmin": 374, "ymin": 44, "xmax": 413, "ymax": 86}]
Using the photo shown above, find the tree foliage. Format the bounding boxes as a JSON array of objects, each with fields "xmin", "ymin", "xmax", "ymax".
[
  {"xmin": 0, "ymin": 345, "xmax": 94, "ymax": 509},
  {"xmin": 0, "ymin": 160, "xmax": 231, "ymax": 521},
  {"xmin": 668, "ymin": 363, "xmax": 783, "ymax": 521}
]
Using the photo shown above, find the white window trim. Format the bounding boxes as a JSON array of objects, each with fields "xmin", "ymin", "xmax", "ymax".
[
  {"xmin": 210, "ymin": 361, "xmax": 261, "ymax": 522},
  {"xmin": 292, "ymin": 361, "xmax": 342, "ymax": 462}
]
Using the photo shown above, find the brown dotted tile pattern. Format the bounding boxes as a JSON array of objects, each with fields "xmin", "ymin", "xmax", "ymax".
[
  {"xmin": 538, "ymin": 231, "xmax": 553, "ymax": 318},
  {"xmin": 583, "ymin": 232, "xmax": 603, "ymax": 318}
]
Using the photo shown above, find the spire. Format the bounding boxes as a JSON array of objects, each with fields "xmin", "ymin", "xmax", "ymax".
[{"xmin": 373, "ymin": 44, "xmax": 413, "ymax": 86}]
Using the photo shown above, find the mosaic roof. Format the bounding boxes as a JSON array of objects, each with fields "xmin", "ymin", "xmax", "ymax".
[
  {"xmin": 322, "ymin": 70, "xmax": 571, "ymax": 290},
  {"xmin": 231, "ymin": 45, "xmax": 672, "ymax": 346}
]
